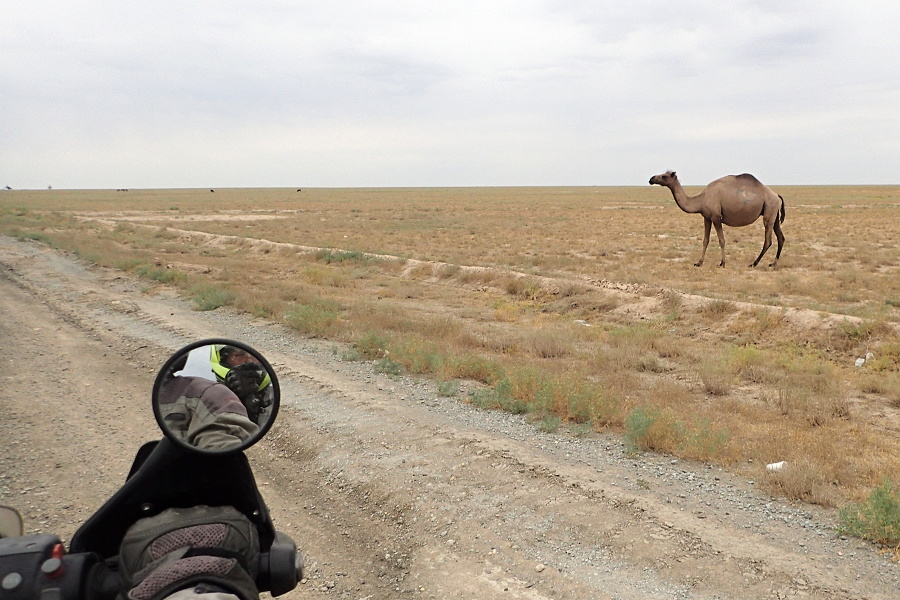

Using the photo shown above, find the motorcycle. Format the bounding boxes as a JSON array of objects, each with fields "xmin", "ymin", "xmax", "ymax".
[{"xmin": 0, "ymin": 339, "xmax": 302, "ymax": 600}]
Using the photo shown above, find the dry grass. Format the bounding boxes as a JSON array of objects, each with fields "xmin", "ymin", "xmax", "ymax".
[{"xmin": 1, "ymin": 184, "xmax": 899, "ymax": 511}]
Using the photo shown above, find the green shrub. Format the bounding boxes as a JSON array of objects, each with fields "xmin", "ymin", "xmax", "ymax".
[
  {"xmin": 115, "ymin": 258, "xmax": 144, "ymax": 271},
  {"xmin": 191, "ymin": 285, "xmax": 234, "ymax": 311},
  {"xmin": 135, "ymin": 264, "xmax": 187, "ymax": 285},
  {"xmin": 316, "ymin": 249, "xmax": 367, "ymax": 263},
  {"xmin": 468, "ymin": 379, "xmax": 529, "ymax": 414},
  {"xmin": 572, "ymin": 423, "xmax": 594, "ymax": 437},
  {"xmin": 437, "ymin": 380, "xmax": 460, "ymax": 397},
  {"xmin": 537, "ymin": 415, "xmax": 562, "ymax": 433},
  {"xmin": 74, "ymin": 250, "xmax": 100, "ymax": 264},
  {"xmin": 838, "ymin": 479, "xmax": 900, "ymax": 548},
  {"xmin": 469, "ymin": 388, "xmax": 498, "ymax": 410},
  {"xmin": 354, "ymin": 331, "xmax": 390, "ymax": 359},
  {"xmin": 625, "ymin": 407, "xmax": 728, "ymax": 460},
  {"xmin": 493, "ymin": 378, "xmax": 530, "ymax": 414},
  {"xmin": 839, "ymin": 319, "xmax": 876, "ymax": 341},
  {"xmin": 447, "ymin": 353, "xmax": 500, "ymax": 385},
  {"xmin": 16, "ymin": 230, "xmax": 56, "ymax": 246},
  {"xmin": 545, "ymin": 377, "xmax": 606, "ymax": 425},
  {"xmin": 340, "ymin": 347, "xmax": 361, "ymax": 362},
  {"xmin": 678, "ymin": 418, "xmax": 730, "ymax": 461},
  {"xmin": 374, "ymin": 357, "xmax": 403, "ymax": 376},
  {"xmin": 285, "ymin": 301, "xmax": 341, "ymax": 337},
  {"xmin": 393, "ymin": 338, "xmax": 444, "ymax": 375},
  {"xmin": 624, "ymin": 406, "xmax": 663, "ymax": 455}
]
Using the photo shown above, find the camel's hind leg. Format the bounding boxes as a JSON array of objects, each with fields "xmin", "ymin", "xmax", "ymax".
[
  {"xmin": 769, "ymin": 218, "xmax": 785, "ymax": 267},
  {"xmin": 751, "ymin": 219, "xmax": 774, "ymax": 268}
]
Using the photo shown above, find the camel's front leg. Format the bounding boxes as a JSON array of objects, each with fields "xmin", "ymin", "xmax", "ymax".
[
  {"xmin": 695, "ymin": 218, "xmax": 712, "ymax": 266},
  {"xmin": 713, "ymin": 221, "xmax": 726, "ymax": 267}
]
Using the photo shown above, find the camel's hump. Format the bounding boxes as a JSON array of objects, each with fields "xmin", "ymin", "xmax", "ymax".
[{"xmin": 734, "ymin": 173, "xmax": 762, "ymax": 184}]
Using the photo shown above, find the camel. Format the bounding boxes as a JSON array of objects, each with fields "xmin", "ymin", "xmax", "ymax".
[{"xmin": 649, "ymin": 171, "xmax": 785, "ymax": 268}]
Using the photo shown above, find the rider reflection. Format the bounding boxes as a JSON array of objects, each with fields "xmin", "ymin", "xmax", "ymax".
[
  {"xmin": 210, "ymin": 345, "xmax": 274, "ymax": 425},
  {"xmin": 159, "ymin": 352, "xmax": 260, "ymax": 451}
]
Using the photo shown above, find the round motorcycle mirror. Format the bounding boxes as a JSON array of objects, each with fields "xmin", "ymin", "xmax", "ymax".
[{"xmin": 152, "ymin": 339, "xmax": 280, "ymax": 453}]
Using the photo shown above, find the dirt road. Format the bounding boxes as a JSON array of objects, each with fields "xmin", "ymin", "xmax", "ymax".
[{"xmin": 1, "ymin": 234, "xmax": 897, "ymax": 599}]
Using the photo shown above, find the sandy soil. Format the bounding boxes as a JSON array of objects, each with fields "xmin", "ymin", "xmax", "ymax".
[{"xmin": 0, "ymin": 234, "xmax": 898, "ymax": 600}]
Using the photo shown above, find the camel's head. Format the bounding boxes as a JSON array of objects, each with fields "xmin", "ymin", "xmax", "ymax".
[{"xmin": 649, "ymin": 171, "xmax": 677, "ymax": 186}]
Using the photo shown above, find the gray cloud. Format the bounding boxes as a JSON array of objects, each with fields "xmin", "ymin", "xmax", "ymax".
[{"xmin": 1, "ymin": 1, "xmax": 897, "ymax": 188}]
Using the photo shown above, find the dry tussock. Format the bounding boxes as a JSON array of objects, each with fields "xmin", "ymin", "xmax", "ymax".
[
  {"xmin": 776, "ymin": 388, "xmax": 851, "ymax": 427},
  {"xmin": 698, "ymin": 357, "xmax": 733, "ymax": 396},
  {"xmin": 859, "ymin": 373, "xmax": 900, "ymax": 406},
  {"xmin": 525, "ymin": 329, "xmax": 573, "ymax": 359},
  {"xmin": 548, "ymin": 291, "xmax": 620, "ymax": 317},
  {"xmin": 697, "ymin": 298, "xmax": 737, "ymax": 318},
  {"xmin": 760, "ymin": 457, "xmax": 842, "ymax": 507},
  {"xmin": 728, "ymin": 344, "xmax": 774, "ymax": 384}
]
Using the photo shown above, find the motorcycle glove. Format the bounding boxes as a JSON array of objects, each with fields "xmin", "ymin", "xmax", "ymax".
[
  {"xmin": 224, "ymin": 363, "xmax": 266, "ymax": 402},
  {"xmin": 118, "ymin": 505, "xmax": 260, "ymax": 600}
]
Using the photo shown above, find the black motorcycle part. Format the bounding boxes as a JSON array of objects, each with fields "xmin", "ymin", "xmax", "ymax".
[
  {"xmin": 258, "ymin": 531, "xmax": 303, "ymax": 596},
  {"xmin": 0, "ymin": 534, "xmax": 115, "ymax": 600},
  {"xmin": 69, "ymin": 438, "xmax": 275, "ymax": 560}
]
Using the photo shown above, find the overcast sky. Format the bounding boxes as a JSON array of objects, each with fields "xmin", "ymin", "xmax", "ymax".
[{"xmin": 2, "ymin": 1, "xmax": 898, "ymax": 189}]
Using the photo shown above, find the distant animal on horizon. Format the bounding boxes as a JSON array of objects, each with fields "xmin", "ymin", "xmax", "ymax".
[
  {"xmin": 649, "ymin": 170, "xmax": 785, "ymax": 268},
  {"xmin": 210, "ymin": 189, "xmax": 215, "ymax": 193}
]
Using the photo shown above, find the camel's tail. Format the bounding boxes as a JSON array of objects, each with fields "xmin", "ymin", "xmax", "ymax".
[{"xmin": 778, "ymin": 194, "xmax": 786, "ymax": 224}]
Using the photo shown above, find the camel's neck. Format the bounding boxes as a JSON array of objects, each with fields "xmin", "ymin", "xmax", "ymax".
[{"xmin": 666, "ymin": 181, "xmax": 703, "ymax": 214}]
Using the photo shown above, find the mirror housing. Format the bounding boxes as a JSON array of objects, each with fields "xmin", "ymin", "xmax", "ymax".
[{"xmin": 0, "ymin": 505, "xmax": 24, "ymax": 538}]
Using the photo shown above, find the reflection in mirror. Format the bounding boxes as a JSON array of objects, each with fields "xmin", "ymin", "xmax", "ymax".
[{"xmin": 155, "ymin": 342, "xmax": 278, "ymax": 452}]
